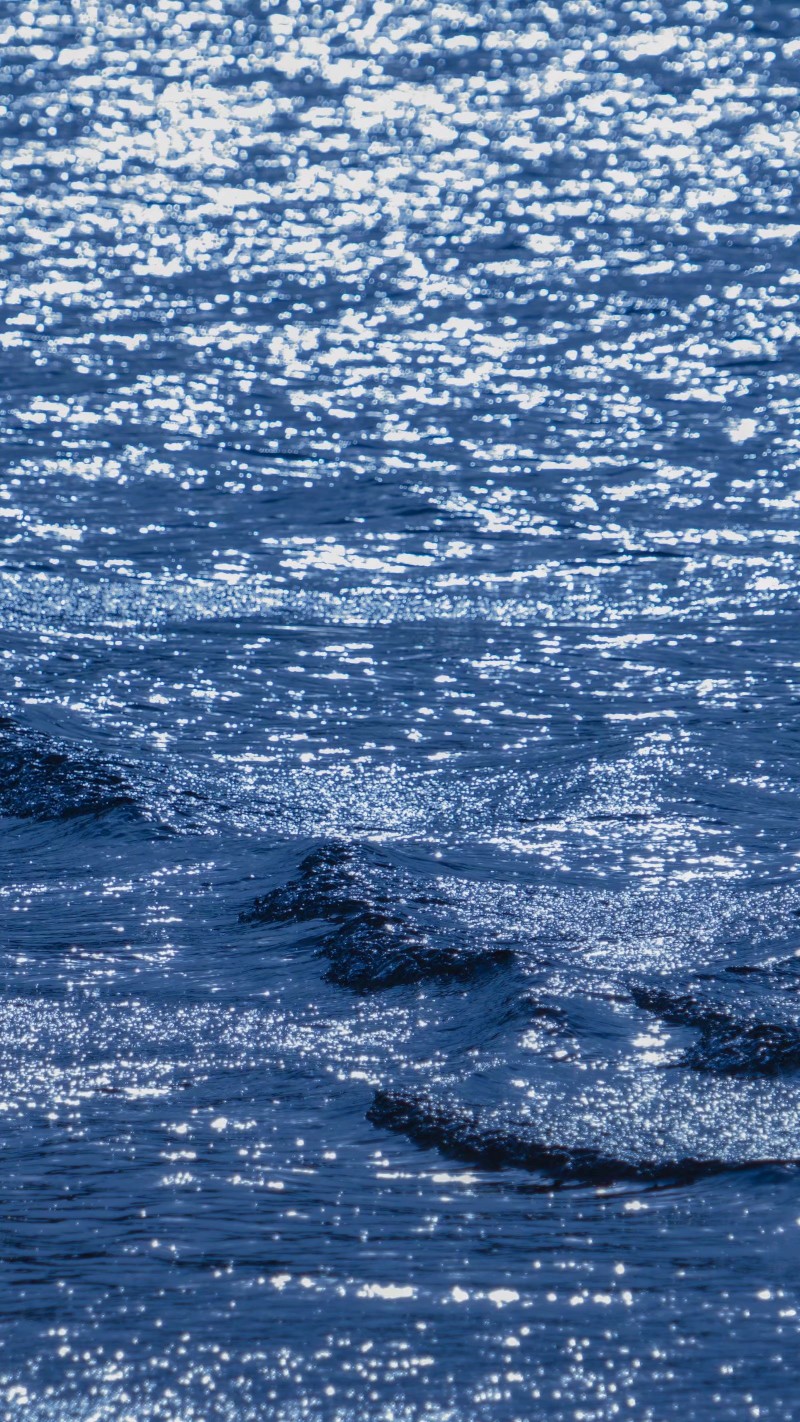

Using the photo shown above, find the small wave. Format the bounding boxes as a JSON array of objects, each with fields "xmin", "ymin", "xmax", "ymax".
[
  {"xmin": 0, "ymin": 715, "xmax": 138, "ymax": 822},
  {"xmin": 367, "ymin": 1088, "xmax": 743, "ymax": 1187},
  {"xmin": 242, "ymin": 842, "xmax": 516, "ymax": 992},
  {"xmin": 631, "ymin": 977, "xmax": 800, "ymax": 1077}
]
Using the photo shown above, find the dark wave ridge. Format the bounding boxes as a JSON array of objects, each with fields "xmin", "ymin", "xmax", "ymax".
[
  {"xmin": 242, "ymin": 842, "xmax": 516, "ymax": 992},
  {"xmin": 632, "ymin": 976, "xmax": 800, "ymax": 1077},
  {"xmin": 0, "ymin": 715, "xmax": 138, "ymax": 822},
  {"xmin": 368, "ymin": 1087, "xmax": 793, "ymax": 1187}
]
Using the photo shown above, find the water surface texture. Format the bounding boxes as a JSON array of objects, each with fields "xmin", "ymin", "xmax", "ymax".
[{"xmin": 3, "ymin": 0, "xmax": 800, "ymax": 1417}]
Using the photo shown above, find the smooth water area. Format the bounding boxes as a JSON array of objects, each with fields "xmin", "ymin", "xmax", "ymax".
[{"xmin": 3, "ymin": 1, "xmax": 800, "ymax": 1417}]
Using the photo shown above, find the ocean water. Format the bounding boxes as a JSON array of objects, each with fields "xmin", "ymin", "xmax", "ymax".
[{"xmin": 3, "ymin": 0, "xmax": 800, "ymax": 1417}]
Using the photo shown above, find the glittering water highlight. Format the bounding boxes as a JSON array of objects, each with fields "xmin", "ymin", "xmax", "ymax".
[{"xmin": 3, "ymin": 0, "xmax": 800, "ymax": 1417}]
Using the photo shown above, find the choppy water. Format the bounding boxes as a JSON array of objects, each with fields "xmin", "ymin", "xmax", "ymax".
[{"xmin": 3, "ymin": 0, "xmax": 800, "ymax": 1417}]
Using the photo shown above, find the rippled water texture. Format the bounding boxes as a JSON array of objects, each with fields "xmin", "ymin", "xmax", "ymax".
[{"xmin": 3, "ymin": 0, "xmax": 800, "ymax": 1417}]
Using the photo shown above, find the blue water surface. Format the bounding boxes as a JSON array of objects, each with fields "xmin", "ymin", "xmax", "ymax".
[{"xmin": 3, "ymin": 0, "xmax": 800, "ymax": 1417}]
